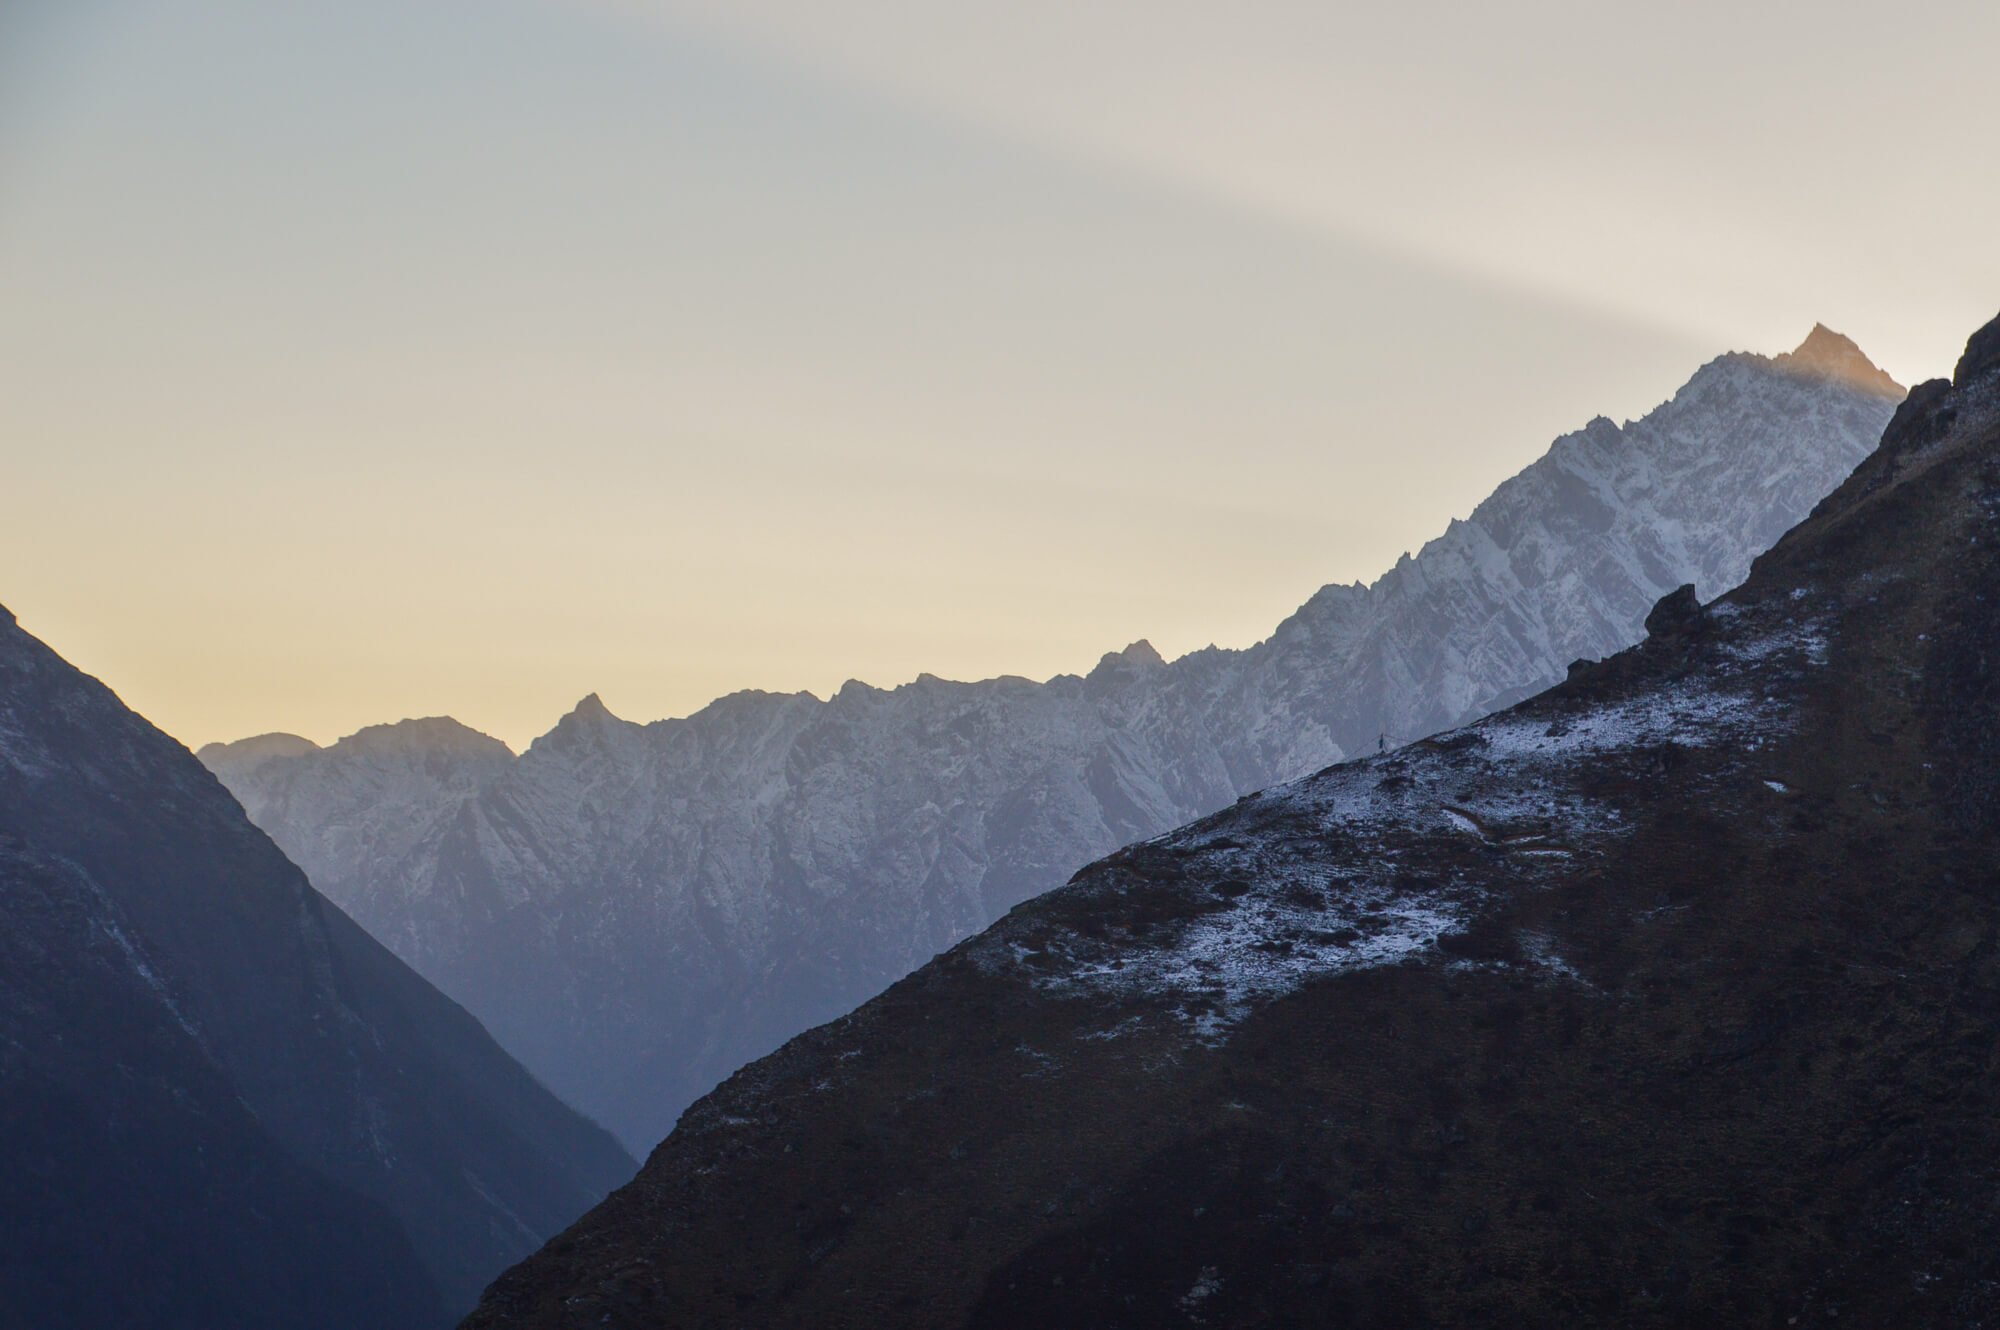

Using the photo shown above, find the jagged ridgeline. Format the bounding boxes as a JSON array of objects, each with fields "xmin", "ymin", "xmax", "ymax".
[
  {"xmin": 0, "ymin": 614, "xmax": 635, "ymax": 1328},
  {"xmin": 460, "ymin": 320, "xmax": 2000, "ymax": 1327},
  {"xmin": 203, "ymin": 329, "xmax": 1901, "ymax": 1155}
]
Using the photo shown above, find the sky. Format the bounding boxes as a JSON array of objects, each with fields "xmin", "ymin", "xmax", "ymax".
[{"xmin": 1, "ymin": 0, "xmax": 1994, "ymax": 751}]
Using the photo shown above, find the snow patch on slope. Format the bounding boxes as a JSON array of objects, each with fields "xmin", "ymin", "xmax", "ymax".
[{"xmin": 1005, "ymin": 602, "xmax": 1823, "ymax": 1037}]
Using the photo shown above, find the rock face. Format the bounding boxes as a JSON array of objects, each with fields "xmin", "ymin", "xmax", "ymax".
[
  {"xmin": 0, "ymin": 612, "xmax": 634, "ymax": 1327},
  {"xmin": 1775, "ymin": 321, "xmax": 1905, "ymax": 397},
  {"xmin": 205, "ymin": 334, "xmax": 1901, "ymax": 1154},
  {"xmin": 462, "ymin": 314, "xmax": 2000, "ymax": 1328}
]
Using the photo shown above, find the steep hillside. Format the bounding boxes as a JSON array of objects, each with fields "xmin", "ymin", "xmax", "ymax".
[
  {"xmin": 0, "ymin": 836, "xmax": 440, "ymax": 1329},
  {"xmin": 0, "ymin": 614, "xmax": 635, "ymax": 1325},
  {"xmin": 462, "ymin": 317, "xmax": 2000, "ymax": 1327},
  {"xmin": 207, "ymin": 330, "xmax": 1901, "ymax": 1152}
]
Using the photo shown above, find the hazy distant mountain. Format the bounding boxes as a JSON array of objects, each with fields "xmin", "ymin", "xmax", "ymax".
[
  {"xmin": 0, "ymin": 610, "xmax": 634, "ymax": 1327},
  {"xmin": 463, "ymin": 312, "xmax": 2000, "ymax": 1330},
  {"xmin": 204, "ymin": 328, "xmax": 1901, "ymax": 1153}
]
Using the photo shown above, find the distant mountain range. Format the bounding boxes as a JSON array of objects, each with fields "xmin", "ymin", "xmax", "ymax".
[
  {"xmin": 203, "ymin": 326, "xmax": 1902, "ymax": 1153},
  {"xmin": 0, "ymin": 610, "xmax": 634, "ymax": 1327}
]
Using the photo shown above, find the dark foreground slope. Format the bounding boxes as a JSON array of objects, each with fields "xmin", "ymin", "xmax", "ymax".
[
  {"xmin": 0, "ymin": 615, "xmax": 634, "ymax": 1327},
  {"xmin": 466, "ymin": 317, "xmax": 2000, "ymax": 1329}
]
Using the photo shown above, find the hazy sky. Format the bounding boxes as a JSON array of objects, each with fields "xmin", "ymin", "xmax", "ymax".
[{"xmin": 2, "ymin": 0, "xmax": 1993, "ymax": 750}]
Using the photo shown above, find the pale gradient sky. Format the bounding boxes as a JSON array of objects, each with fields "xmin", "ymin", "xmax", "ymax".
[{"xmin": 1, "ymin": 0, "xmax": 1991, "ymax": 750}]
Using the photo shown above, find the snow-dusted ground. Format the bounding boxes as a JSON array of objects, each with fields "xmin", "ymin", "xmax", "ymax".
[{"xmin": 995, "ymin": 598, "xmax": 1833, "ymax": 1039}]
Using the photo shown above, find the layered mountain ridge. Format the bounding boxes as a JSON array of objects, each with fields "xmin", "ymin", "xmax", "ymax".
[
  {"xmin": 205, "ymin": 331, "xmax": 1902, "ymax": 1152},
  {"xmin": 0, "ymin": 609, "xmax": 634, "ymax": 1327},
  {"xmin": 463, "ymin": 314, "xmax": 2000, "ymax": 1326}
]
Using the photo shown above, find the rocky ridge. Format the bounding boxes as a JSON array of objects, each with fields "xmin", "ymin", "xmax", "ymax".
[{"xmin": 204, "ymin": 332, "xmax": 1902, "ymax": 1153}]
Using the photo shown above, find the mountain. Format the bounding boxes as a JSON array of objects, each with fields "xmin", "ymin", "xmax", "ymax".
[
  {"xmin": 1775, "ymin": 320, "xmax": 1906, "ymax": 396},
  {"xmin": 204, "ymin": 330, "xmax": 1902, "ymax": 1154},
  {"xmin": 0, "ymin": 611, "xmax": 635, "ymax": 1327},
  {"xmin": 460, "ymin": 317, "xmax": 2000, "ymax": 1327}
]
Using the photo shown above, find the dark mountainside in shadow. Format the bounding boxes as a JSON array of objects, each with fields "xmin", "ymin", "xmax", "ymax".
[
  {"xmin": 206, "ymin": 331, "xmax": 1901, "ymax": 1154},
  {"xmin": 463, "ymin": 313, "xmax": 2000, "ymax": 1327},
  {"xmin": 0, "ymin": 613, "xmax": 635, "ymax": 1328}
]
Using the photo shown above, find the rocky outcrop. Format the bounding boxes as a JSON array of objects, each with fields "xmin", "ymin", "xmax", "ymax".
[
  {"xmin": 209, "ymin": 333, "xmax": 1902, "ymax": 1153},
  {"xmin": 1956, "ymin": 316, "xmax": 2000, "ymax": 388},
  {"xmin": 1641, "ymin": 583, "xmax": 1704, "ymax": 639},
  {"xmin": 463, "ymin": 312, "xmax": 2000, "ymax": 1329}
]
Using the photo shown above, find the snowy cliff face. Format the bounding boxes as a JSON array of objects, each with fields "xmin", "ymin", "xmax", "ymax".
[
  {"xmin": 204, "ymin": 333, "xmax": 1900, "ymax": 1153},
  {"xmin": 1218, "ymin": 336, "xmax": 1903, "ymax": 776}
]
